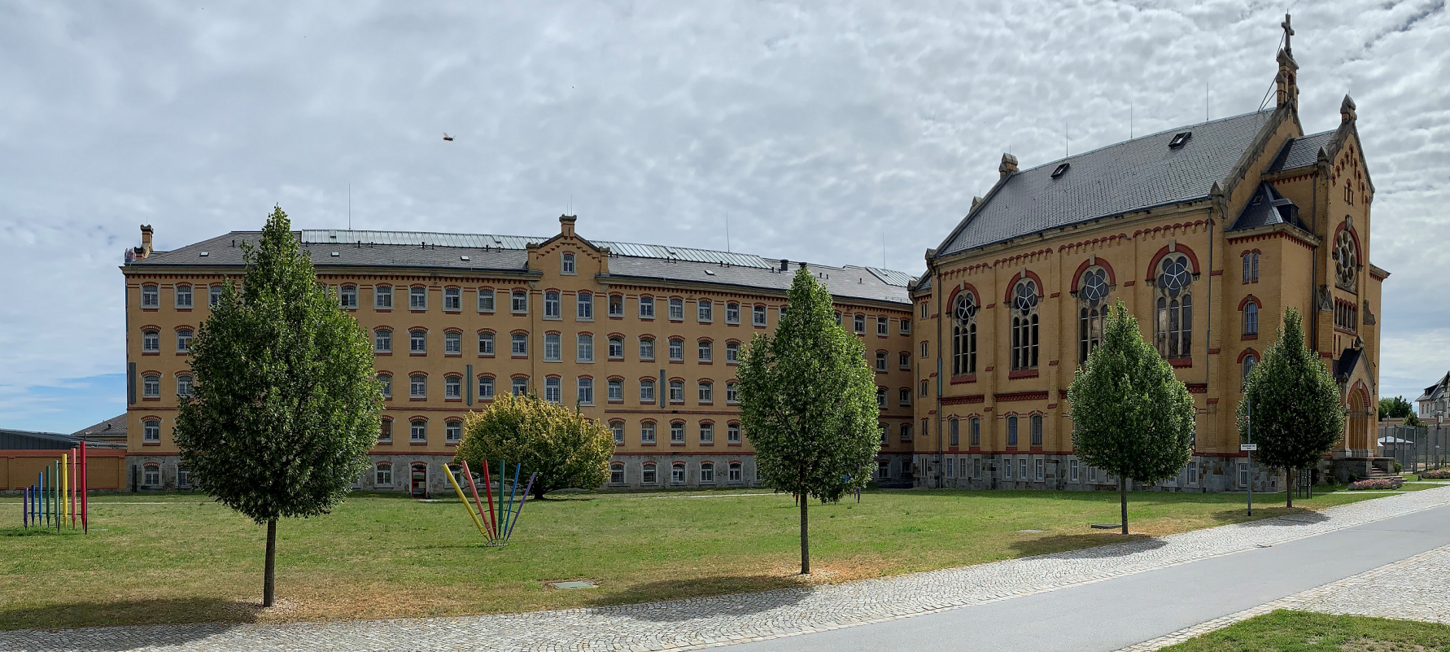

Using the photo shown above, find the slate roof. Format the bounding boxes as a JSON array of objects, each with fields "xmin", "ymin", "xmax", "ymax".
[
  {"xmin": 936, "ymin": 110, "xmax": 1276, "ymax": 258},
  {"xmin": 129, "ymin": 230, "xmax": 916, "ymax": 305},
  {"xmin": 1229, "ymin": 182, "xmax": 1310, "ymax": 233},
  {"xmin": 1419, "ymin": 372, "xmax": 1450, "ymax": 403},
  {"xmin": 1335, "ymin": 347, "xmax": 1363, "ymax": 384},
  {"xmin": 72, "ymin": 414, "xmax": 128, "ymax": 443},
  {"xmin": 1268, "ymin": 131, "xmax": 1334, "ymax": 172}
]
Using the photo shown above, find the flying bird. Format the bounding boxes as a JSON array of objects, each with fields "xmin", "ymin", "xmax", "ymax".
[{"xmin": 443, "ymin": 133, "xmax": 454, "ymax": 141}]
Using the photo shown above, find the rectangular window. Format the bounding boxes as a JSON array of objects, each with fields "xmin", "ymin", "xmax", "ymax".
[
  {"xmin": 1020, "ymin": 458, "xmax": 1027, "ymax": 480},
  {"xmin": 210, "ymin": 285, "xmax": 223, "ymax": 307},
  {"xmin": 753, "ymin": 305, "xmax": 767, "ymax": 326},
  {"xmin": 875, "ymin": 352, "xmax": 887, "ymax": 372},
  {"xmin": 642, "ymin": 464, "xmax": 657, "ymax": 484},
  {"xmin": 1031, "ymin": 415, "xmax": 1043, "ymax": 446},
  {"xmin": 1007, "ymin": 416, "xmax": 1018, "ymax": 447},
  {"xmin": 143, "ymin": 420, "xmax": 161, "ymax": 442},
  {"xmin": 970, "ymin": 418, "xmax": 980, "ymax": 447},
  {"xmin": 670, "ymin": 422, "xmax": 685, "ymax": 443},
  {"xmin": 726, "ymin": 383, "xmax": 738, "ymax": 404},
  {"xmin": 611, "ymin": 423, "xmax": 624, "ymax": 445},
  {"xmin": 478, "ymin": 289, "xmax": 495, "ymax": 313},
  {"xmin": 900, "ymin": 319, "xmax": 911, "ymax": 335},
  {"xmin": 446, "ymin": 421, "xmax": 462, "ymax": 443},
  {"xmin": 726, "ymin": 302, "xmax": 740, "ymax": 324},
  {"xmin": 577, "ymin": 293, "xmax": 593, "ymax": 320},
  {"xmin": 577, "ymin": 334, "xmax": 593, "ymax": 362},
  {"xmin": 669, "ymin": 339, "xmax": 683, "ymax": 361},
  {"xmin": 445, "ymin": 332, "xmax": 462, "ymax": 355},
  {"xmin": 544, "ymin": 292, "xmax": 560, "ymax": 319},
  {"xmin": 671, "ymin": 464, "xmax": 685, "ymax": 484},
  {"xmin": 577, "ymin": 377, "xmax": 593, "ymax": 405},
  {"xmin": 1239, "ymin": 462, "xmax": 1249, "ymax": 487},
  {"xmin": 610, "ymin": 465, "xmax": 624, "ymax": 483},
  {"xmin": 668, "ymin": 298, "xmax": 684, "ymax": 320},
  {"xmin": 1004, "ymin": 459, "xmax": 1012, "ymax": 479},
  {"xmin": 411, "ymin": 421, "xmax": 426, "ymax": 442},
  {"xmin": 512, "ymin": 377, "xmax": 528, "ymax": 396},
  {"xmin": 478, "ymin": 332, "xmax": 494, "ymax": 355},
  {"xmin": 726, "ymin": 342, "xmax": 739, "ymax": 363},
  {"xmin": 640, "ymin": 379, "xmax": 655, "ymax": 402},
  {"xmin": 699, "ymin": 422, "xmax": 714, "ymax": 444},
  {"xmin": 608, "ymin": 337, "xmax": 623, "ymax": 359},
  {"xmin": 1188, "ymin": 461, "xmax": 1198, "ymax": 485},
  {"xmin": 478, "ymin": 376, "xmax": 494, "ymax": 399},
  {"xmin": 141, "ymin": 285, "xmax": 159, "ymax": 308},
  {"xmin": 410, "ymin": 375, "xmax": 426, "ymax": 398},
  {"xmin": 879, "ymin": 460, "xmax": 891, "ymax": 480},
  {"xmin": 340, "ymin": 286, "xmax": 358, "ymax": 309},
  {"xmin": 728, "ymin": 423, "xmax": 741, "ymax": 443},
  {"xmin": 444, "ymin": 287, "xmax": 461, "ymax": 311},
  {"xmin": 639, "ymin": 338, "xmax": 655, "ymax": 360},
  {"xmin": 410, "ymin": 330, "xmax": 426, "ymax": 354},
  {"xmin": 511, "ymin": 333, "xmax": 527, "ymax": 356},
  {"xmin": 377, "ymin": 375, "xmax": 392, "ymax": 398},
  {"xmin": 900, "ymin": 352, "xmax": 911, "ymax": 370},
  {"xmin": 376, "ymin": 286, "xmax": 393, "ymax": 309},
  {"xmin": 921, "ymin": 341, "xmax": 929, "ymax": 358},
  {"xmin": 854, "ymin": 314, "xmax": 866, "ymax": 334},
  {"xmin": 921, "ymin": 380, "xmax": 929, "ymax": 397},
  {"xmin": 641, "ymin": 422, "xmax": 656, "ymax": 444},
  {"xmin": 697, "ymin": 299, "xmax": 712, "ymax": 323},
  {"xmin": 511, "ymin": 290, "xmax": 528, "ymax": 314},
  {"xmin": 698, "ymin": 382, "xmax": 712, "ymax": 403},
  {"xmin": 877, "ymin": 387, "xmax": 886, "ymax": 408},
  {"xmin": 608, "ymin": 294, "xmax": 624, "ymax": 317},
  {"xmin": 544, "ymin": 333, "xmax": 561, "ymax": 361},
  {"xmin": 1070, "ymin": 459, "xmax": 1080, "ymax": 482},
  {"xmin": 899, "ymin": 388, "xmax": 911, "ymax": 406},
  {"xmin": 544, "ymin": 377, "xmax": 561, "ymax": 404},
  {"xmin": 698, "ymin": 340, "xmax": 712, "ymax": 362},
  {"xmin": 409, "ymin": 286, "xmax": 427, "ymax": 310},
  {"xmin": 949, "ymin": 419, "xmax": 959, "ymax": 446},
  {"xmin": 445, "ymin": 376, "xmax": 461, "ymax": 399},
  {"xmin": 901, "ymin": 424, "xmax": 912, "ymax": 441},
  {"xmin": 945, "ymin": 458, "xmax": 954, "ymax": 478},
  {"xmin": 729, "ymin": 463, "xmax": 742, "ymax": 482},
  {"xmin": 877, "ymin": 316, "xmax": 888, "ymax": 336},
  {"xmin": 561, "ymin": 253, "xmax": 575, "ymax": 274},
  {"xmin": 142, "ymin": 375, "xmax": 160, "ymax": 398},
  {"xmin": 700, "ymin": 463, "xmax": 714, "ymax": 483},
  {"xmin": 175, "ymin": 285, "xmax": 193, "ymax": 308},
  {"xmin": 669, "ymin": 380, "xmax": 684, "ymax": 403},
  {"xmin": 639, "ymin": 296, "xmax": 655, "ymax": 318},
  {"xmin": 1035, "ymin": 458, "xmax": 1043, "ymax": 480},
  {"xmin": 608, "ymin": 378, "xmax": 623, "ymax": 401}
]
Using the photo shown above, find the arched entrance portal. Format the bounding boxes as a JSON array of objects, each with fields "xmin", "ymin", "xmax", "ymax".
[
  {"xmin": 1347, "ymin": 383, "xmax": 1372, "ymax": 456},
  {"xmin": 410, "ymin": 463, "xmax": 428, "ymax": 498}
]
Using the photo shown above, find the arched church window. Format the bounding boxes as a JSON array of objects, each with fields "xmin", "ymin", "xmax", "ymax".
[
  {"xmin": 1334, "ymin": 229, "xmax": 1358, "ymax": 291},
  {"xmin": 1242, "ymin": 354, "xmax": 1258, "ymax": 389},
  {"xmin": 1010, "ymin": 279, "xmax": 1039, "ymax": 371},
  {"xmin": 1155, "ymin": 255, "xmax": 1192, "ymax": 359},
  {"xmin": 952, "ymin": 292, "xmax": 978, "ymax": 376},
  {"xmin": 1077, "ymin": 266, "xmax": 1110, "ymax": 364}
]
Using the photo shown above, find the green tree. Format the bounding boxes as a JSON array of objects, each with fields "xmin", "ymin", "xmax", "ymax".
[
  {"xmin": 1237, "ymin": 308, "xmax": 1344, "ymax": 508},
  {"xmin": 1379, "ymin": 396, "xmax": 1416, "ymax": 422},
  {"xmin": 454, "ymin": 391, "xmax": 613, "ymax": 500},
  {"xmin": 174, "ymin": 207, "xmax": 382, "ymax": 607},
  {"xmin": 736, "ymin": 267, "xmax": 879, "ymax": 574},
  {"xmin": 1069, "ymin": 300, "xmax": 1195, "ymax": 535}
]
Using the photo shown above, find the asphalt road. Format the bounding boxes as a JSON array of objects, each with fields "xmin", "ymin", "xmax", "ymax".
[{"xmin": 722, "ymin": 502, "xmax": 1450, "ymax": 652}]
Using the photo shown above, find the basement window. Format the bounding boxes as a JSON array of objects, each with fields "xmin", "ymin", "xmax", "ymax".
[
  {"xmin": 1169, "ymin": 132, "xmax": 1192, "ymax": 149},
  {"xmin": 1051, "ymin": 163, "xmax": 1070, "ymax": 179}
]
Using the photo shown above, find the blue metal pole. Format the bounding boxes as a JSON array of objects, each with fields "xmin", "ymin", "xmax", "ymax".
[{"xmin": 503, "ymin": 463, "xmax": 521, "ymax": 541}]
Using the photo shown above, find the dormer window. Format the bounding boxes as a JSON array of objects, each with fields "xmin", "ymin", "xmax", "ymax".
[
  {"xmin": 1169, "ymin": 132, "xmax": 1192, "ymax": 149},
  {"xmin": 1051, "ymin": 163, "xmax": 1070, "ymax": 179},
  {"xmin": 562, "ymin": 252, "xmax": 576, "ymax": 275}
]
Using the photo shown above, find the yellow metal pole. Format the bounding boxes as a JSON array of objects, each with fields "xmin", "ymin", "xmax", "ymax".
[{"xmin": 445, "ymin": 466, "xmax": 488, "ymax": 535}]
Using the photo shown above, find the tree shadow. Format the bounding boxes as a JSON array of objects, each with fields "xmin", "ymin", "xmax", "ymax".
[
  {"xmin": 1213, "ymin": 508, "xmax": 1330, "ymax": 526},
  {"xmin": 1009, "ymin": 533, "xmax": 1167, "ymax": 559},
  {"xmin": 0, "ymin": 598, "xmax": 255, "ymax": 647},
  {"xmin": 587, "ymin": 576, "xmax": 811, "ymax": 621}
]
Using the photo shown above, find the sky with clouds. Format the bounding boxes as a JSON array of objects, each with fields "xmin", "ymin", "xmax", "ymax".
[{"xmin": 1, "ymin": 0, "xmax": 1446, "ymax": 433}]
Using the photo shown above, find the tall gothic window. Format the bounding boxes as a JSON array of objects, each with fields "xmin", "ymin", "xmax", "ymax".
[
  {"xmin": 1334, "ymin": 229, "xmax": 1358, "ymax": 292},
  {"xmin": 952, "ymin": 292, "xmax": 978, "ymax": 376},
  {"xmin": 1242, "ymin": 353, "xmax": 1258, "ymax": 389},
  {"xmin": 1010, "ymin": 278, "xmax": 1039, "ymax": 370},
  {"xmin": 1077, "ymin": 266, "xmax": 1109, "ymax": 364},
  {"xmin": 1155, "ymin": 255, "xmax": 1193, "ymax": 359}
]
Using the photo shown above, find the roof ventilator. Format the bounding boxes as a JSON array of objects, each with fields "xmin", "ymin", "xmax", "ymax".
[
  {"xmin": 1169, "ymin": 132, "xmax": 1192, "ymax": 149},
  {"xmin": 1051, "ymin": 163, "xmax": 1070, "ymax": 179}
]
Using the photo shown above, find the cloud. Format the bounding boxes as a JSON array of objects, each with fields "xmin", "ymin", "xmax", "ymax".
[{"xmin": 0, "ymin": 0, "xmax": 1446, "ymax": 427}]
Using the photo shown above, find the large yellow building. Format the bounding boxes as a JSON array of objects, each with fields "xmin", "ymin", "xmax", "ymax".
[
  {"xmin": 121, "ymin": 23, "xmax": 1385, "ymax": 495},
  {"xmin": 121, "ymin": 217, "xmax": 918, "ymax": 495},
  {"xmin": 909, "ymin": 32, "xmax": 1386, "ymax": 491}
]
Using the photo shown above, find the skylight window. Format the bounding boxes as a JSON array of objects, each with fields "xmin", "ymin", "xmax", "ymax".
[
  {"xmin": 1169, "ymin": 132, "xmax": 1192, "ymax": 149},
  {"xmin": 1051, "ymin": 163, "xmax": 1070, "ymax": 179}
]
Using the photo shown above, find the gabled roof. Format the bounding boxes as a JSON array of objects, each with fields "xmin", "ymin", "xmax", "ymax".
[
  {"xmin": 72, "ymin": 414, "xmax": 127, "ymax": 442},
  {"xmin": 1418, "ymin": 372, "xmax": 1450, "ymax": 403},
  {"xmin": 1267, "ymin": 130, "xmax": 1334, "ymax": 172},
  {"xmin": 936, "ymin": 110, "xmax": 1276, "ymax": 258},
  {"xmin": 1229, "ymin": 182, "xmax": 1310, "ymax": 233}
]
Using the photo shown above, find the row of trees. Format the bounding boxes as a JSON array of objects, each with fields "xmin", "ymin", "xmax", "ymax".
[{"xmin": 172, "ymin": 206, "xmax": 1353, "ymax": 603}]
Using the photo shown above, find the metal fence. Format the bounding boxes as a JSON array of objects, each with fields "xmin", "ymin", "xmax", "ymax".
[{"xmin": 1379, "ymin": 423, "xmax": 1450, "ymax": 473}]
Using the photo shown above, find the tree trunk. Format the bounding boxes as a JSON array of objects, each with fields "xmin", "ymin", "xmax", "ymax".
[
  {"xmin": 263, "ymin": 518, "xmax": 277, "ymax": 607},
  {"xmin": 799, "ymin": 496, "xmax": 811, "ymax": 575},
  {"xmin": 1119, "ymin": 477, "xmax": 1129, "ymax": 535},
  {"xmin": 1286, "ymin": 468, "xmax": 1294, "ymax": 509},
  {"xmin": 532, "ymin": 484, "xmax": 546, "ymax": 501}
]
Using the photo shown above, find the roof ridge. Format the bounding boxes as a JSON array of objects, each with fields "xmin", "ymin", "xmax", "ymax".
[{"xmin": 1015, "ymin": 109, "xmax": 1274, "ymax": 175}]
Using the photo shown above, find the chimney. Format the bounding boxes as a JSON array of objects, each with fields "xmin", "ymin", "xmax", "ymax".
[
  {"xmin": 1340, "ymin": 95, "xmax": 1357, "ymax": 123},
  {"xmin": 139, "ymin": 225, "xmax": 154, "ymax": 260},
  {"xmin": 779, "ymin": 259, "xmax": 789, "ymax": 271},
  {"xmin": 999, "ymin": 153, "xmax": 1019, "ymax": 179},
  {"xmin": 559, "ymin": 214, "xmax": 577, "ymax": 237},
  {"xmin": 798, "ymin": 261, "xmax": 806, "ymax": 270}
]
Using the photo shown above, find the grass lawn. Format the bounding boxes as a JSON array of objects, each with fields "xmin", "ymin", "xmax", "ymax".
[
  {"xmin": 0, "ymin": 485, "xmax": 1420, "ymax": 631},
  {"xmin": 1160, "ymin": 610, "xmax": 1450, "ymax": 650}
]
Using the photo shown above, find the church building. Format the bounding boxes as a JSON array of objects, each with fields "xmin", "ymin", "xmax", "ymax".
[{"xmin": 909, "ymin": 17, "xmax": 1387, "ymax": 491}]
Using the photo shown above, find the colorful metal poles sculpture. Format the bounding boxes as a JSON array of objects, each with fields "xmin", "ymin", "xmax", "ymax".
[
  {"xmin": 443, "ymin": 460, "xmax": 537, "ymax": 545},
  {"xmin": 20, "ymin": 443, "xmax": 89, "ymax": 533}
]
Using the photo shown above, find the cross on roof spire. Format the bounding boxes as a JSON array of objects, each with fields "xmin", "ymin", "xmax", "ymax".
[{"xmin": 1282, "ymin": 13, "xmax": 1294, "ymax": 55}]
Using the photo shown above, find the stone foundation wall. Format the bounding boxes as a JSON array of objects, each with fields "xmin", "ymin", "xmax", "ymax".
[{"xmin": 911, "ymin": 454, "xmax": 1282, "ymax": 493}]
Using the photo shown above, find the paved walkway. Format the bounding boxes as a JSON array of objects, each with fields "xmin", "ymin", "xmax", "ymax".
[{"xmin": 9, "ymin": 487, "xmax": 1450, "ymax": 652}]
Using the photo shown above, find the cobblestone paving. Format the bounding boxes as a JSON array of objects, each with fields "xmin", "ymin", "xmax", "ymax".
[
  {"xmin": 1117, "ymin": 540, "xmax": 1450, "ymax": 651},
  {"xmin": 9, "ymin": 487, "xmax": 1450, "ymax": 652}
]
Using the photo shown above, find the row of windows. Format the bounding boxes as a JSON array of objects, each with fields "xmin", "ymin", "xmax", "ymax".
[
  {"xmin": 376, "ymin": 373, "xmax": 742, "ymax": 406},
  {"xmin": 604, "ymin": 420, "xmax": 745, "ymax": 446},
  {"xmin": 136, "ymin": 463, "xmax": 190, "ymax": 488},
  {"xmin": 609, "ymin": 460, "xmax": 747, "ymax": 485},
  {"xmin": 140, "ymin": 328, "xmax": 192, "ymax": 353},
  {"xmin": 139, "ymin": 374, "xmax": 191, "ymax": 399},
  {"xmin": 137, "ymin": 283, "xmax": 911, "ymax": 335},
  {"xmin": 936, "ymin": 456, "xmax": 1212, "ymax": 488},
  {"xmin": 376, "ymin": 418, "xmax": 462, "ymax": 444}
]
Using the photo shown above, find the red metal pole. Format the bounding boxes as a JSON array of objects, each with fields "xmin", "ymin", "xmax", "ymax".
[
  {"xmin": 482, "ymin": 461, "xmax": 497, "ymax": 539},
  {"xmin": 462, "ymin": 461, "xmax": 487, "ymax": 525},
  {"xmin": 71, "ymin": 446, "xmax": 78, "ymax": 528}
]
